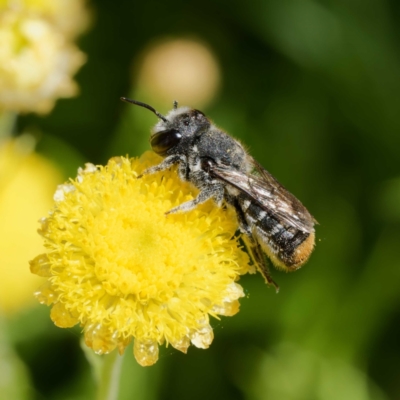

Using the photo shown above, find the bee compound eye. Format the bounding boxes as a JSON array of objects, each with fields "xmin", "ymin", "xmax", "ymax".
[{"xmin": 150, "ymin": 129, "xmax": 182, "ymax": 156}]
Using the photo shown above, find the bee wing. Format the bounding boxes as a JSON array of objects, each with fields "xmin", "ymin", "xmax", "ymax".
[{"xmin": 209, "ymin": 159, "xmax": 316, "ymax": 233}]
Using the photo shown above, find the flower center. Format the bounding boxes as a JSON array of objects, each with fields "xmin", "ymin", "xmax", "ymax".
[{"xmin": 91, "ymin": 194, "xmax": 201, "ymax": 303}]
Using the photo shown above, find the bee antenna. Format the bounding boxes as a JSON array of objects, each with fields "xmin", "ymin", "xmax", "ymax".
[
  {"xmin": 173, "ymin": 100, "xmax": 178, "ymax": 110},
  {"xmin": 120, "ymin": 97, "xmax": 168, "ymax": 123}
]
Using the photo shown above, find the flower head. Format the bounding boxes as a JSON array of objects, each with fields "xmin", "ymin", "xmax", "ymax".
[
  {"xmin": 1, "ymin": 0, "xmax": 90, "ymax": 38},
  {"xmin": 30, "ymin": 152, "xmax": 250, "ymax": 366},
  {"xmin": 138, "ymin": 39, "xmax": 221, "ymax": 108},
  {"xmin": 0, "ymin": 1, "xmax": 88, "ymax": 114}
]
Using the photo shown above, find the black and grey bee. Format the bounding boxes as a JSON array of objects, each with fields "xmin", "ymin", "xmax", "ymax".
[{"xmin": 121, "ymin": 97, "xmax": 316, "ymax": 291}]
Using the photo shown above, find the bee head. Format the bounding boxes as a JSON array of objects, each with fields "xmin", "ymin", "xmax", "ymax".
[{"xmin": 120, "ymin": 97, "xmax": 210, "ymax": 156}]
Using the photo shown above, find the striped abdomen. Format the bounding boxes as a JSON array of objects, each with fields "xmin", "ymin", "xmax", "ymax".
[{"xmin": 238, "ymin": 194, "xmax": 315, "ymax": 271}]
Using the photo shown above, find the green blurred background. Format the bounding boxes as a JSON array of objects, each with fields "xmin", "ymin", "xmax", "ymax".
[{"xmin": 3, "ymin": 0, "xmax": 400, "ymax": 399}]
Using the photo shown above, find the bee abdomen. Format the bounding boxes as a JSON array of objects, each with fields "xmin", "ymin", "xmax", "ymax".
[{"xmin": 240, "ymin": 197, "xmax": 314, "ymax": 271}]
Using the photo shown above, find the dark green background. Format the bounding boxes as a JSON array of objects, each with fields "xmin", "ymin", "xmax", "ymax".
[{"xmin": 10, "ymin": 0, "xmax": 400, "ymax": 399}]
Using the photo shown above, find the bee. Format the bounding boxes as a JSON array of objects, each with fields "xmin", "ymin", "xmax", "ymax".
[{"xmin": 121, "ymin": 97, "xmax": 316, "ymax": 291}]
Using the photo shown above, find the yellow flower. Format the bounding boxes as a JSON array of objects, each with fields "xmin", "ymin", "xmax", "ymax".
[
  {"xmin": 30, "ymin": 152, "xmax": 250, "ymax": 366},
  {"xmin": 138, "ymin": 39, "xmax": 221, "ymax": 108},
  {"xmin": 0, "ymin": 0, "xmax": 90, "ymax": 39},
  {"xmin": 0, "ymin": 5, "xmax": 87, "ymax": 114},
  {"xmin": 0, "ymin": 136, "xmax": 63, "ymax": 315}
]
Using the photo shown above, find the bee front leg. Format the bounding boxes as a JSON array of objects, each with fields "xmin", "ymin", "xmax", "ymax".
[
  {"xmin": 166, "ymin": 184, "xmax": 224, "ymax": 215},
  {"xmin": 138, "ymin": 154, "xmax": 187, "ymax": 178}
]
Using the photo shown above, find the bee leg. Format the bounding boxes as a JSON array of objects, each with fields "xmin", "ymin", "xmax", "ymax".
[
  {"xmin": 246, "ymin": 237, "xmax": 280, "ymax": 293},
  {"xmin": 138, "ymin": 154, "xmax": 187, "ymax": 178},
  {"xmin": 166, "ymin": 185, "xmax": 224, "ymax": 214},
  {"xmin": 229, "ymin": 196, "xmax": 279, "ymax": 292}
]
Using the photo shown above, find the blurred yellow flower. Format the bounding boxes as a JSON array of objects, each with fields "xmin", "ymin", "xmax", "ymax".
[
  {"xmin": 0, "ymin": 2, "xmax": 88, "ymax": 114},
  {"xmin": 0, "ymin": 136, "xmax": 63, "ymax": 315},
  {"xmin": 0, "ymin": 0, "xmax": 90, "ymax": 38},
  {"xmin": 30, "ymin": 152, "xmax": 250, "ymax": 366},
  {"xmin": 137, "ymin": 39, "xmax": 221, "ymax": 108}
]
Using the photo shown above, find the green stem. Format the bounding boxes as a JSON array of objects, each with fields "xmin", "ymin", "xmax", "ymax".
[{"xmin": 96, "ymin": 351, "xmax": 124, "ymax": 400}]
